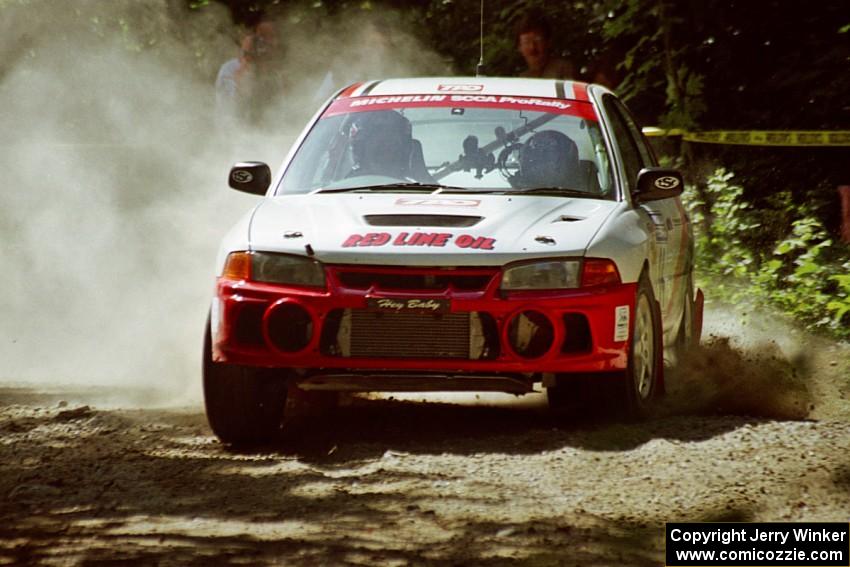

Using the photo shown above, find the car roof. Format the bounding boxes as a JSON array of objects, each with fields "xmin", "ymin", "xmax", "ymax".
[{"xmin": 336, "ymin": 77, "xmax": 592, "ymax": 102}]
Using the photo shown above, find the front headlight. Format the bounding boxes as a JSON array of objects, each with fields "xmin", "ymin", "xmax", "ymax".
[
  {"xmin": 500, "ymin": 260, "xmax": 581, "ymax": 290},
  {"xmin": 222, "ymin": 251, "xmax": 325, "ymax": 287}
]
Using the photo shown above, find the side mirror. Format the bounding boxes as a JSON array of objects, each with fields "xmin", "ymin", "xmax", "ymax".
[
  {"xmin": 634, "ymin": 167, "xmax": 684, "ymax": 203},
  {"xmin": 228, "ymin": 162, "xmax": 271, "ymax": 195}
]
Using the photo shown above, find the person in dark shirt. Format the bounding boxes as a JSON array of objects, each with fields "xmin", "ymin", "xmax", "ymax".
[{"xmin": 515, "ymin": 10, "xmax": 575, "ymax": 79}]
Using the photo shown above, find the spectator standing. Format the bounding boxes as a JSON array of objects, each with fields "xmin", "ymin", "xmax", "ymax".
[
  {"xmin": 515, "ymin": 10, "xmax": 575, "ymax": 80},
  {"xmin": 215, "ymin": 20, "xmax": 284, "ymax": 130}
]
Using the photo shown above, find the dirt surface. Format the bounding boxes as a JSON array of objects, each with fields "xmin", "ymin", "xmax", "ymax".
[{"xmin": 1, "ymin": 334, "xmax": 849, "ymax": 566}]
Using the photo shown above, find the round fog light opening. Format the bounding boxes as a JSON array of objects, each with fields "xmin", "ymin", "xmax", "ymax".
[
  {"xmin": 266, "ymin": 302, "xmax": 313, "ymax": 353},
  {"xmin": 507, "ymin": 310, "xmax": 555, "ymax": 358}
]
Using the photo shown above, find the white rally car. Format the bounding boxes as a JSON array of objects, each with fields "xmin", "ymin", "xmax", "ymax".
[{"xmin": 205, "ymin": 77, "xmax": 703, "ymax": 443}]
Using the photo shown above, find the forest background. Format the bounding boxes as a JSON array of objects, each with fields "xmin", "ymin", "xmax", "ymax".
[{"xmin": 3, "ymin": 0, "xmax": 848, "ymax": 340}]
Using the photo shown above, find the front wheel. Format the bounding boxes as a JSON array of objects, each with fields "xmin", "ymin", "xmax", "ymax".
[
  {"xmin": 620, "ymin": 274, "xmax": 661, "ymax": 417},
  {"xmin": 203, "ymin": 322, "xmax": 288, "ymax": 445},
  {"xmin": 547, "ymin": 276, "xmax": 661, "ymax": 420}
]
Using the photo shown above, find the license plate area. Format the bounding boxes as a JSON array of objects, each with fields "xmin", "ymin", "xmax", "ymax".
[{"xmin": 366, "ymin": 297, "xmax": 450, "ymax": 314}]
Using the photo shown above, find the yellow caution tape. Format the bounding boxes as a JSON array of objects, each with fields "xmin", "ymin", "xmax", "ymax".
[
  {"xmin": 642, "ymin": 128, "xmax": 685, "ymax": 137},
  {"xmin": 641, "ymin": 127, "xmax": 850, "ymax": 146}
]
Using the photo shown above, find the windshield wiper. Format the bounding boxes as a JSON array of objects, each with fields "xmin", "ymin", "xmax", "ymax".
[
  {"xmin": 501, "ymin": 187, "xmax": 596, "ymax": 198},
  {"xmin": 314, "ymin": 182, "xmax": 467, "ymax": 194}
]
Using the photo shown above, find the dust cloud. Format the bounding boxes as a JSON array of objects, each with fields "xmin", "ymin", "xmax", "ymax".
[
  {"xmin": 662, "ymin": 307, "xmax": 817, "ymax": 420},
  {"xmin": 0, "ymin": 0, "xmax": 448, "ymax": 406},
  {"xmin": 664, "ymin": 336, "xmax": 813, "ymax": 420}
]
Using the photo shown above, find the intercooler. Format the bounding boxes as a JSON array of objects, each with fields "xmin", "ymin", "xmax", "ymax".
[
  {"xmin": 311, "ymin": 306, "xmax": 501, "ymax": 359},
  {"xmin": 348, "ymin": 310, "xmax": 471, "ymax": 358}
]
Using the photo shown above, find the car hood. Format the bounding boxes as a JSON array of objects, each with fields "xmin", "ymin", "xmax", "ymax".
[{"xmin": 248, "ymin": 193, "xmax": 620, "ymax": 266}]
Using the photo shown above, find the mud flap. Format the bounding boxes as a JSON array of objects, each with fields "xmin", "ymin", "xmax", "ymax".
[
  {"xmin": 654, "ymin": 298, "xmax": 665, "ymax": 394},
  {"xmin": 693, "ymin": 288, "xmax": 704, "ymax": 345}
]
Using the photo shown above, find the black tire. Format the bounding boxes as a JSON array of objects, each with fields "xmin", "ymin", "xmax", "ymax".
[
  {"xmin": 203, "ymin": 322, "xmax": 288, "ymax": 445},
  {"xmin": 619, "ymin": 273, "xmax": 661, "ymax": 417}
]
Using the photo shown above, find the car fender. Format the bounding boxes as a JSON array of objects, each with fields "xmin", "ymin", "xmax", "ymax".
[
  {"xmin": 215, "ymin": 206, "xmax": 258, "ymax": 275},
  {"xmin": 584, "ymin": 206, "xmax": 652, "ymax": 285}
]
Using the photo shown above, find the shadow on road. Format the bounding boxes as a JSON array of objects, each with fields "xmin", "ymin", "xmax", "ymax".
[
  {"xmin": 271, "ymin": 395, "xmax": 770, "ymax": 462},
  {"xmin": 0, "ymin": 384, "xmax": 801, "ymax": 565}
]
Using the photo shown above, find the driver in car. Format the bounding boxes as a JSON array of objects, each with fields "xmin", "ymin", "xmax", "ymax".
[
  {"xmin": 348, "ymin": 110, "xmax": 414, "ymax": 179},
  {"xmin": 516, "ymin": 130, "xmax": 581, "ymax": 189}
]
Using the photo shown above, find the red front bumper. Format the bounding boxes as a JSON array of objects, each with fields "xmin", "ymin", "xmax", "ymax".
[{"xmin": 212, "ymin": 264, "xmax": 636, "ymax": 374}]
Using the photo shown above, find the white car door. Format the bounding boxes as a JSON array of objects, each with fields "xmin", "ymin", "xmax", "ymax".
[{"xmin": 615, "ymin": 101, "xmax": 690, "ymax": 340}]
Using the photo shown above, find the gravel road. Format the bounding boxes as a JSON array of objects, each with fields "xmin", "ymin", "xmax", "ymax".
[{"xmin": 1, "ymin": 326, "xmax": 848, "ymax": 566}]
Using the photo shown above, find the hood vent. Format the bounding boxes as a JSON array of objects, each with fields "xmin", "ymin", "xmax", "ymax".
[
  {"xmin": 364, "ymin": 214, "xmax": 483, "ymax": 228},
  {"xmin": 554, "ymin": 215, "xmax": 586, "ymax": 223}
]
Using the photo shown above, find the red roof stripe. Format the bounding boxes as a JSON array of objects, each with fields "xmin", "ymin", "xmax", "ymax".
[
  {"xmin": 337, "ymin": 82, "xmax": 363, "ymax": 99},
  {"xmin": 571, "ymin": 82, "xmax": 589, "ymax": 102}
]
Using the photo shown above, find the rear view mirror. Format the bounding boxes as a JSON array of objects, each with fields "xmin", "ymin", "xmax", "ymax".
[
  {"xmin": 634, "ymin": 167, "xmax": 684, "ymax": 203},
  {"xmin": 229, "ymin": 162, "xmax": 271, "ymax": 195}
]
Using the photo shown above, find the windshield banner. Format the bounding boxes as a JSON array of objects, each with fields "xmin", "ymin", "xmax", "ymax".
[{"xmin": 324, "ymin": 95, "xmax": 598, "ymax": 121}]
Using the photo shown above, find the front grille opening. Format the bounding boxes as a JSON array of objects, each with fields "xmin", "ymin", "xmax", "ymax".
[
  {"xmin": 561, "ymin": 313, "xmax": 592, "ymax": 353},
  {"xmin": 364, "ymin": 214, "xmax": 483, "ymax": 227},
  {"xmin": 233, "ymin": 303, "xmax": 266, "ymax": 346},
  {"xmin": 476, "ymin": 312, "xmax": 500, "ymax": 360},
  {"xmin": 338, "ymin": 272, "xmax": 493, "ymax": 292},
  {"xmin": 507, "ymin": 310, "xmax": 555, "ymax": 359},
  {"xmin": 320, "ymin": 309, "xmax": 345, "ymax": 356}
]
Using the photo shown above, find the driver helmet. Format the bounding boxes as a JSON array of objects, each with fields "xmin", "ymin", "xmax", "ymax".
[
  {"xmin": 519, "ymin": 130, "xmax": 579, "ymax": 188},
  {"xmin": 348, "ymin": 110, "xmax": 413, "ymax": 178}
]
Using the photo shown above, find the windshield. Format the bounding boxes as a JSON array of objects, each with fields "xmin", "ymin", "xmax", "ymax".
[{"xmin": 276, "ymin": 94, "xmax": 614, "ymax": 198}]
